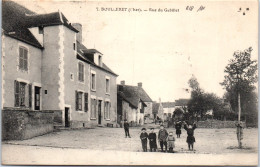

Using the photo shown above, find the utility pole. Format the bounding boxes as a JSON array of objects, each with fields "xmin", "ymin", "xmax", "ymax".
[{"xmin": 238, "ymin": 92, "xmax": 242, "ymax": 148}]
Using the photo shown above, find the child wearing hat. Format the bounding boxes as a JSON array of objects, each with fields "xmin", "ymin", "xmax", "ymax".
[
  {"xmin": 148, "ymin": 128, "xmax": 157, "ymax": 152},
  {"xmin": 167, "ymin": 131, "xmax": 175, "ymax": 153},
  {"xmin": 140, "ymin": 128, "xmax": 148, "ymax": 152}
]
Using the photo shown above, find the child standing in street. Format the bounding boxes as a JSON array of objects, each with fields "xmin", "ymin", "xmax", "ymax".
[
  {"xmin": 124, "ymin": 119, "xmax": 131, "ymax": 138},
  {"xmin": 184, "ymin": 121, "xmax": 197, "ymax": 151},
  {"xmin": 167, "ymin": 132, "xmax": 175, "ymax": 153},
  {"xmin": 158, "ymin": 124, "xmax": 168, "ymax": 152},
  {"xmin": 148, "ymin": 128, "xmax": 157, "ymax": 152},
  {"xmin": 175, "ymin": 121, "xmax": 182, "ymax": 138},
  {"xmin": 140, "ymin": 128, "xmax": 148, "ymax": 152}
]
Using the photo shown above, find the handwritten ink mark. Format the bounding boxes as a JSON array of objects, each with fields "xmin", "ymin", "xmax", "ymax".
[{"xmin": 238, "ymin": 7, "xmax": 249, "ymax": 16}]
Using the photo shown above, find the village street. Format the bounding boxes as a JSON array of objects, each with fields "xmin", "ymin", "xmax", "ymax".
[{"xmin": 2, "ymin": 126, "xmax": 258, "ymax": 165}]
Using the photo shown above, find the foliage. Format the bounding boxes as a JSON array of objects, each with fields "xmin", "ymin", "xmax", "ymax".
[
  {"xmin": 187, "ymin": 75, "xmax": 226, "ymax": 120},
  {"xmin": 220, "ymin": 47, "xmax": 258, "ymax": 126}
]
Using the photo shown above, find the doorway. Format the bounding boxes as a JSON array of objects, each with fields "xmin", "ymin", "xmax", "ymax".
[
  {"xmin": 65, "ymin": 107, "xmax": 70, "ymax": 127},
  {"xmin": 98, "ymin": 100, "xmax": 102, "ymax": 125},
  {"xmin": 34, "ymin": 86, "xmax": 41, "ymax": 110}
]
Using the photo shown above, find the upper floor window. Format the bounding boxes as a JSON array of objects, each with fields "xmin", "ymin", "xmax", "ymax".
[
  {"xmin": 98, "ymin": 55, "xmax": 102, "ymax": 66},
  {"xmin": 91, "ymin": 72, "xmax": 96, "ymax": 91},
  {"xmin": 106, "ymin": 78, "xmax": 110, "ymax": 94},
  {"xmin": 73, "ymin": 43, "xmax": 76, "ymax": 50},
  {"xmin": 39, "ymin": 26, "xmax": 44, "ymax": 34},
  {"xmin": 19, "ymin": 46, "xmax": 28, "ymax": 71},
  {"xmin": 78, "ymin": 62, "xmax": 84, "ymax": 82}
]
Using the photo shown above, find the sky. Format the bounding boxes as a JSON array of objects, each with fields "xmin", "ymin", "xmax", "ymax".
[{"xmin": 17, "ymin": 0, "xmax": 258, "ymax": 102}]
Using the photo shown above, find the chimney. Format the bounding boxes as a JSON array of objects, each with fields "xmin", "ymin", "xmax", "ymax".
[
  {"xmin": 121, "ymin": 80, "xmax": 125, "ymax": 85},
  {"xmin": 138, "ymin": 82, "xmax": 142, "ymax": 88},
  {"xmin": 72, "ymin": 23, "xmax": 82, "ymax": 43}
]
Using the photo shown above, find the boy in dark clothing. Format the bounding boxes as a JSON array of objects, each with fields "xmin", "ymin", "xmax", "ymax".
[
  {"xmin": 124, "ymin": 120, "xmax": 131, "ymax": 138},
  {"xmin": 175, "ymin": 121, "xmax": 182, "ymax": 138},
  {"xmin": 148, "ymin": 128, "xmax": 157, "ymax": 152},
  {"xmin": 140, "ymin": 128, "xmax": 148, "ymax": 152},
  {"xmin": 184, "ymin": 121, "xmax": 197, "ymax": 151},
  {"xmin": 158, "ymin": 125, "xmax": 168, "ymax": 152}
]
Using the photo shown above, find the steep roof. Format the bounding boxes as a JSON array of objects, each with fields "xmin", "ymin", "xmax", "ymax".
[
  {"xmin": 162, "ymin": 102, "xmax": 175, "ymax": 108},
  {"xmin": 117, "ymin": 84, "xmax": 152, "ymax": 108},
  {"xmin": 117, "ymin": 92, "xmax": 138, "ymax": 109},
  {"xmin": 2, "ymin": 1, "xmax": 78, "ymax": 49},
  {"xmin": 175, "ymin": 99, "xmax": 189, "ymax": 106},
  {"xmin": 77, "ymin": 41, "xmax": 118, "ymax": 76},
  {"xmin": 152, "ymin": 102, "xmax": 160, "ymax": 114}
]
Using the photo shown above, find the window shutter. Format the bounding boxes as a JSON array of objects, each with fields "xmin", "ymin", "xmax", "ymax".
[
  {"xmin": 104, "ymin": 102, "xmax": 106, "ymax": 119},
  {"xmin": 28, "ymin": 84, "xmax": 32, "ymax": 109},
  {"xmin": 14, "ymin": 80, "xmax": 19, "ymax": 107},
  {"xmin": 109, "ymin": 102, "xmax": 111, "ymax": 119},
  {"xmin": 95, "ymin": 99, "xmax": 97, "ymax": 118},
  {"xmin": 84, "ymin": 93, "xmax": 88, "ymax": 112},
  {"xmin": 24, "ymin": 50, "xmax": 28, "ymax": 70},
  {"xmin": 75, "ymin": 91, "xmax": 78, "ymax": 110}
]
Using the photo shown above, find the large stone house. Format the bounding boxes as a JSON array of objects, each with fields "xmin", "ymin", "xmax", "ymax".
[
  {"xmin": 117, "ymin": 81, "xmax": 152, "ymax": 126},
  {"xmin": 2, "ymin": 1, "xmax": 118, "ymax": 130}
]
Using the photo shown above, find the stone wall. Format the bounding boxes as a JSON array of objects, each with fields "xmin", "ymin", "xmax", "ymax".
[
  {"xmin": 197, "ymin": 120, "xmax": 246, "ymax": 128},
  {"xmin": 2, "ymin": 109, "xmax": 54, "ymax": 140}
]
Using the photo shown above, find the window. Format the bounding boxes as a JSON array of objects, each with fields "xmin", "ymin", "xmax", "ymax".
[
  {"xmin": 106, "ymin": 78, "xmax": 110, "ymax": 94},
  {"xmin": 91, "ymin": 98, "xmax": 97, "ymax": 118},
  {"xmin": 98, "ymin": 55, "xmax": 102, "ymax": 66},
  {"xmin": 84, "ymin": 93, "xmax": 88, "ymax": 112},
  {"xmin": 75, "ymin": 91, "xmax": 83, "ymax": 111},
  {"xmin": 104, "ymin": 101, "xmax": 110, "ymax": 119},
  {"xmin": 73, "ymin": 43, "xmax": 76, "ymax": 50},
  {"xmin": 91, "ymin": 72, "xmax": 96, "ymax": 90},
  {"xmin": 14, "ymin": 80, "xmax": 27, "ymax": 107},
  {"xmin": 78, "ymin": 62, "xmax": 84, "ymax": 82},
  {"xmin": 39, "ymin": 27, "xmax": 43, "ymax": 34},
  {"xmin": 19, "ymin": 47, "xmax": 28, "ymax": 71}
]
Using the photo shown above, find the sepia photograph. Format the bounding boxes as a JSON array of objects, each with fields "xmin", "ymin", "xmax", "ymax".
[{"xmin": 1, "ymin": 0, "xmax": 258, "ymax": 165}]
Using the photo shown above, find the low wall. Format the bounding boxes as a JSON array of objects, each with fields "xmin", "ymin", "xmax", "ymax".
[
  {"xmin": 197, "ymin": 120, "xmax": 245, "ymax": 128},
  {"xmin": 2, "ymin": 109, "xmax": 54, "ymax": 140}
]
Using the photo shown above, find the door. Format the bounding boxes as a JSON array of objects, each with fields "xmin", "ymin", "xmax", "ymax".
[
  {"xmin": 34, "ymin": 86, "xmax": 41, "ymax": 110},
  {"xmin": 65, "ymin": 107, "xmax": 70, "ymax": 127},
  {"xmin": 98, "ymin": 100, "xmax": 102, "ymax": 124}
]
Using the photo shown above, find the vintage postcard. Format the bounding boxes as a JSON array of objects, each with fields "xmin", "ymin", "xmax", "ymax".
[{"xmin": 1, "ymin": 0, "xmax": 258, "ymax": 165}]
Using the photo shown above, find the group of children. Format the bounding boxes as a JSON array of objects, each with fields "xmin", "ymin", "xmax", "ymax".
[{"xmin": 140, "ymin": 121, "xmax": 197, "ymax": 152}]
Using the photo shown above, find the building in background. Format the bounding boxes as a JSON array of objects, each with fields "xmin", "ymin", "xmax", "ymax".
[
  {"xmin": 152, "ymin": 98, "xmax": 164, "ymax": 122},
  {"xmin": 2, "ymin": 1, "xmax": 118, "ymax": 131},
  {"xmin": 117, "ymin": 81, "xmax": 152, "ymax": 126}
]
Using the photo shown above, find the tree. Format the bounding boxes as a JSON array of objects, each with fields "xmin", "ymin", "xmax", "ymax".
[
  {"xmin": 220, "ymin": 47, "xmax": 258, "ymax": 148},
  {"xmin": 187, "ymin": 76, "xmax": 225, "ymax": 120}
]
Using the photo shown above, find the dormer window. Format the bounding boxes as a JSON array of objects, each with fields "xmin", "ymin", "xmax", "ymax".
[
  {"xmin": 39, "ymin": 26, "xmax": 43, "ymax": 34},
  {"xmin": 98, "ymin": 55, "xmax": 102, "ymax": 67}
]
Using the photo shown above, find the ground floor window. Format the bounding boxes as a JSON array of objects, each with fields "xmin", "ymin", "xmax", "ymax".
[
  {"xmin": 75, "ymin": 91, "xmax": 83, "ymax": 111},
  {"xmin": 14, "ymin": 80, "xmax": 27, "ymax": 107},
  {"xmin": 104, "ymin": 101, "xmax": 110, "ymax": 119}
]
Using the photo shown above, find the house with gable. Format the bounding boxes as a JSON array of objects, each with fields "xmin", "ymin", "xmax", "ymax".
[
  {"xmin": 152, "ymin": 98, "xmax": 164, "ymax": 122},
  {"xmin": 2, "ymin": 0, "xmax": 118, "ymax": 137},
  {"xmin": 117, "ymin": 81, "xmax": 152, "ymax": 126}
]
